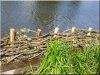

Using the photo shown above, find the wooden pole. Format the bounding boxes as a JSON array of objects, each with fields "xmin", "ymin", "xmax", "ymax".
[
  {"xmin": 53, "ymin": 27, "xmax": 59, "ymax": 38},
  {"xmin": 88, "ymin": 27, "xmax": 92, "ymax": 32},
  {"xmin": 35, "ymin": 29, "xmax": 41, "ymax": 38},
  {"xmin": 87, "ymin": 32, "xmax": 91, "ymax": 36},
  {"xmin": 10, "ymin": 28, "xmax": 15, "ymax": 48},
  {"xmin": 71, "ymin": 27, "xmax": 76, "ymax": 33},
  {"xmin": 87, "ymin": 27, "xmax": 93, "ymax": 36}
]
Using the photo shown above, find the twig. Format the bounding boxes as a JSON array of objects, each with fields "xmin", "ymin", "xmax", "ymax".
[{"xmin": 7, "ymin": 54, "xmax": 22, "ymax": 63}]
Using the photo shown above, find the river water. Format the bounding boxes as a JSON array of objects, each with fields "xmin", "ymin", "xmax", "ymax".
[{"xmin": 1, "ymin": 1, "xmax": 99, "ymax": 37}]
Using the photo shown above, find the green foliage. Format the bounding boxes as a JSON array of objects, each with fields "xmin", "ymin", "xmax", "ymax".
[{"xmin": 23, "ymin": 39, "xmax": 100, "ymax": 74}]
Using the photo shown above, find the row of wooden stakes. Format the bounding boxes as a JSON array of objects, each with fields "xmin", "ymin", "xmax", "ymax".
[{"xmin": 9, "ymin": 27, "xmax": 93, "ymax": 48}]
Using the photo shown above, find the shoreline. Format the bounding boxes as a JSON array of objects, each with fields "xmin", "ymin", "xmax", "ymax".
[{"xmin": 0, "ymin": 27, "xmax": 100, "ymax": 73}]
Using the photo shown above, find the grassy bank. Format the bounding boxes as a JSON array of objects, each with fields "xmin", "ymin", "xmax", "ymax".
[{"xmin": 23, "ymin": 39, "xmax": 99, "ymax": 74}]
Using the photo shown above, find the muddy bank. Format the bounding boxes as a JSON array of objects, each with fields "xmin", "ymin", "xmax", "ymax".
[{"xmin": 1, "ymin": 55, "xmax": 41, "ymax": 72}]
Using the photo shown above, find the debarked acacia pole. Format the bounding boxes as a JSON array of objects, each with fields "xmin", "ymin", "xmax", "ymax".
[
  {"xmin": 71, "ymin": 27, "xmax": 76, "ymax": 33},
  {"xmin": 10, "ymin": 28, "xmax": 15, "ymax": 48},
  {"xmin": 35, "ymin": 29, "xmax": 42, "ymax": 38},
  {"xmin": 87, "ymin": 27, "xmax": 93, "ymax": 36},
  {"xmin": 53, "ymin": 27, "xmax": 59, "ymax": 38}
]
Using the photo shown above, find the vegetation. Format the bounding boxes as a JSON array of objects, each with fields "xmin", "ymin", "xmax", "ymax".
[{"xmin": 23, "ymin": 38, "xmax": 100, "ymax": 74}]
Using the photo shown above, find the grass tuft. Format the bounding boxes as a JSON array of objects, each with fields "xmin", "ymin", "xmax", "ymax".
[{"xmin": 23, "ymin": 38, "xmax": 100, "ymax": 74}]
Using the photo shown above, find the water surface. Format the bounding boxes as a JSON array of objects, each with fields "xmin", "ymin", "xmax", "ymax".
[{"xmin": 1, "ymin": 1, "xmax": 99, "ymax": 37}]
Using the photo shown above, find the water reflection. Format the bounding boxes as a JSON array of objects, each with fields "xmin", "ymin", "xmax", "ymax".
[
  {"xmin": 1, "ymin": 1, "xmax": 37, "ymax": 36},
  {"xmin": 34, "ymin": 1, "xmax": 81, "ymax": 32},
  {"xmin": 1, "ymin": 1, "xmax": 99, "ymax": 37},
  {"xmin": 53, "ymin": 1, "xmax": 81, "ymax": 31},
  {"xmin": 33, "ymin": 1, "xmax": 58, "ymax": 33}
]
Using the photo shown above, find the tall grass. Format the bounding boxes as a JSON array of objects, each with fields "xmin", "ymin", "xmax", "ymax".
[{"xmin": 23, "ymin": 39, "xmax": 100, "ymax": 74}]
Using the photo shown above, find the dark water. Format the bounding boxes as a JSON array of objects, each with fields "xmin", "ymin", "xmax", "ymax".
[{"xmin": 1, "ymin": 1, "xmax": 99, "ymax": 37}]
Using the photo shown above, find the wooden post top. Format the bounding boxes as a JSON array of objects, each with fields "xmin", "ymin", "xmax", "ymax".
[
  {"xmin": 10, "ymin": 28, "xmax": 15, "ymax": 31},
  {"xmin": 54, "ymin": 27, "xmax": 59, "ymax": 34},
  {"xmin": 71, "ymin": 27, "xmax": 76, "ymax": 33},
  {"xmin": 37, "ymin": 29, "xmax": 41, "ymax": 32},
  {"xmin": 10, "ymin": 28, "xmax": 15, "ymax": 48},
  {"xmin": 35, "ymin": 29, "xmax": 42, "ymax": 38},
  {"xmin": 88, "ymin": 27, "xmax": 93, "ymax": 32}
]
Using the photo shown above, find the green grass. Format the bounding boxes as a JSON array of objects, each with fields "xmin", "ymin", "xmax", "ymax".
[{"xmin": 23, "ymin": 38, "xmax": 100, "ymax": 74}]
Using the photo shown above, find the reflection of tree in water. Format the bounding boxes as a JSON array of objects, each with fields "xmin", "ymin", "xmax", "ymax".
[
  {"xmin": 33, "ymin": 1, "xmax": 58, "ymax": 31},
  {"xmin": 32, "ymin": 1, "xmax": 81, "ymax": 32},
  {"xmin": 66, "ymin": 1, "xmax": 81, "ymax": 19},
  {"xmin": 62, "ymin": 1, "xmax": 81, "ymax": 28},
  {"xmin": 50, "ymin": 1, "xmax": 81, "ymax": 31}
]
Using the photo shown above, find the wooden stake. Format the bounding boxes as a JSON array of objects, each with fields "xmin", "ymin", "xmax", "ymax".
[
  {"xmin": 53, "ymin": 27, "xmax": 59, "ymax": 38},
  {"xmin": 87, "ymin": 27, "xmax": 93, "ymax": 36},
  {"xmin": 54, "ymin": 27, "xmax": 59, "ymax": 34},
  {"xmin": 71, "ymin": 27, "xmax": 76, "ymax": 33},
  {"xmin": 35, "ymin": 29, "xmax": 41, "ymax": 38},
  {"xmin": 88, "ymin": 27, "xmax": 92, "ymax": 32},
  {"xmin": 87, "ymin": 32, "xmax": 91, "ymax": 36},
  {"xmin": 10, "ymin": 28, "xmax": 15, "ymax": 48}
]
